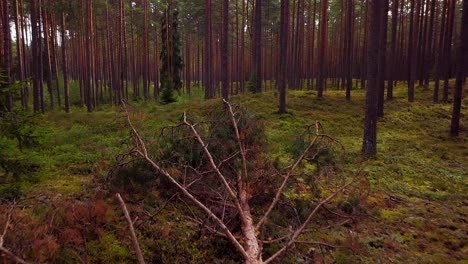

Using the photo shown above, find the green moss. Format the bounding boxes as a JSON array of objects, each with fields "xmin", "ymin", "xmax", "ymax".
[
  {"xmin": 380, "ymin": 209, "xmax": 405, "ymax": 222},
  {"xmin": 87, "ymin": 234, "xmax": 131, "ymax": 263}
]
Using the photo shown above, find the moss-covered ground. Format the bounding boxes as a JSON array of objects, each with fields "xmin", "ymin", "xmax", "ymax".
[{"xmin": 1, "ymin": 82, "xmax": 466, "ymax": 263}]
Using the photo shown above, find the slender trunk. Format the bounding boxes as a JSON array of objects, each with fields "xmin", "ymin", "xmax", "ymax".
[
  {"xmin": 434, "ymin": 0, "xmax": 448, "ymax": 103},
  {"xmin": 442, "ymin": 0, "xmax": 455, "ymax": 102},
  {"xmin": 387, "ymin": 0, "xmax": 399, "ymax": 100},
  {"xmin": 408, "ymin": 0, "xmax": 417, "ymax": 102},
  {"xmin": 377, "ymin": 0, "xmax": 389, "ymax": 117},
  {"xmin": 221, "ymin": 0, "xmax": 229, "ymax": 101},
  {"xmin": 2, "ymin": 0, "xmax": 12, "ymax": 111},
  {"xmin": 363, "ymin": 0, "xmax": 383, "ymax": 156},
  {"xmin": 42, "ymin": 4, "xmax": 54, "ymax": 109},
  {"xmin": 279, "ymin": 0, "xmax": 289, "ymax": 114},
  {"xmin": 61, "ymin": 6, "xmax": 69, "ymax": 113},
  {"xmin": 204, "ymin": 0, "xmax": 213, "ymax": 99},
  {"xmin": 345, "ymin": 0, "xmax": 354, "ymax": 100},
  {"xmin": 253, "ymin": 0, "xmax": 262, "ymax": 93},
  {"xmin": 450, "ymin": 0, "xmax": 467, "ymax": 136},
  {"xmin": 317, "ymin": 0, "xmax": 328, "ymax": 97},
  {"xmin": 13, "ymin": 0, "xmax": 26, "ymax": 109}
]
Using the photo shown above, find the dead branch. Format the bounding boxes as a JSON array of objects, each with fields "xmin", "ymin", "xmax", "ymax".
[
  {"xmin": 121, "ymin": 101, "xmax": 364, "ymax": 264},
  {"xmin": 223, "ymin": 99, "xmax": 249, "ymax": 194},
  {"xmin": 256, "ymin": 121, "xmax": 322, "ymax": 231},
  {"xmin": 182, "ymin": 112, "xmax": 246, "ymax": 221},
  {"xmin": 121, "ymin": 102, "xmax": 250, "ymax": 261},
  {"xmin": 0, "ymin": 203, "xmax": 30, "ymax": 264},
  {"xmin": 263, "ymin": 164, "xmax": 366, "ymax": 264},
  {"xmin": 116, "ymin": 193, "xmax": 146, "ymax": 264},
  {"xmin": 264, "ymin": 180, "xmax": 354, "ymax": 264}
]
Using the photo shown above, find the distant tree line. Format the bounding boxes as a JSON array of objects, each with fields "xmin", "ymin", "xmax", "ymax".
[{"xmin": 0, "ymin": 0, "xmax": 466, "ymax": 154}]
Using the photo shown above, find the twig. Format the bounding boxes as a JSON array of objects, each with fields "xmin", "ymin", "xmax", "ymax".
[
  {"xmin": 116, "ymin": 193, "xmax": 146, "ymax": 264},
  {"xmin": 0, "ymin": 202, "xmax": 30, "ymax": 264},
  {"xmin": 182, "ymin": 112, "xmax": 246, "ymax": 221},
  {"xmin": 0, "ymin": 247, "xmax": 29, "ymax": 264},
  {"xmin": 257, "ymin": 122, "xmax": 322, "ymax": 231},
  {"xmin": 264, "ymin": 180, "xmax": 354, "ymax": 264}
]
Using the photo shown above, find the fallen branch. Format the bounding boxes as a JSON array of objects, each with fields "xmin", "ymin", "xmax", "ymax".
[
  {"xmin": 116, "ymin": 193, "xmax": 146, "ymax": 264},
  {"xmin": 264, "ymin": 180, "xmax": 354, "ymax": 264},
  {"xmin": 257, "ymin": 121, "xmax": 322, "ymax": 231},
  {"xmin": 121, "ymin": 102, "xmax": 250, "ymax": 261},
  {"xmin": 0, "ymin": 203, "xmax": 30, "ymax": 264}
]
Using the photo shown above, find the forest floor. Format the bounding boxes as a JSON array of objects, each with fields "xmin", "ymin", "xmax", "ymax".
[{"xmin": 1, "ymin": 83, "xmax": 467, "ymax": 263}]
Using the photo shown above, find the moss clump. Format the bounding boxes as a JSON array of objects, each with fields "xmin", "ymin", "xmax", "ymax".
[
  {"xmin": 380, "ymin": 209, "xmax": 405, "ymax": 222},
  {"xmin": 87, "ymin": 234, "xmax": 131, "ymax": 263}
]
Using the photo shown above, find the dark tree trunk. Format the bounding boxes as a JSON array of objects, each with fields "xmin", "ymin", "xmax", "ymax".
[
  {"xmin": 407, "ymin": 0, "xmax": 418, "ymax": 102},
  {"xmin": 85, "ymin": 0, "xmax": 93, "ymax": 112},
  {"xmin": 30, "ymin": 0, "xmax": 41, "ymax": 112},
  {"xmin": 13, "ymin": 0, "xmax": 26, "ymax": 109},
  {"xmin": 377, "ymin": 0, "xmax": 389, "ymax": 117},
  {"xmin": 61, "ymin": 6, "xmax": 70, "ymax": 113},
  {"xmin": 204, "ymin": 0, "xmax": 213, "ymax": 99},
  {"xmin": 387, "ymin": 0, "xmax": 399, "ymax": 100},
  {"xmin": 279, "ymin": 0, "xmax": 289, "ymax": 114},
  {"xmin": 221, "ymin": 0, "xmax": 229, "ymax": 101},
  {"xmin": 143, "ymin": 0, "xmax": 149, "ymax": 100},
  {"xmin": 363, "ymin": 0, "xmax": 383, "ymax": 156},
  {"xmin": 1, "ymin": 0, "xmax": 12, "ymax": 111},
  {"xmin": 423, "ymin": 0, "xmax": 436, "ymax": 90},
  {"xmin": 317, "ymin": 0, "xmax": 328, "ymax": 97},
  {"xmin": 345, "ymin": 0, "xmax": 354, "ymax": 100},
  {"xmin": 442, "ymin": 0, "xmax": 455, "ymax": 102},
  {"xmin": 253, "ymin": 0, "xmax": 262, "ymax": 93},
  {"xmin": 434, "ymin": 0, "xmax": 448, "ymax": 103},
  {"xmin": 450, "ymin": 0, "xmax": 467, "ymax": 136},
  {"xmin": 42, "ymin": 4, "xmax": 54, "ymax": 109}
]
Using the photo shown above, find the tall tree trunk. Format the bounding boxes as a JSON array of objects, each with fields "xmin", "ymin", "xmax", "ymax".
[
  {"xmin": 407, "ymin": 0, "xmax": 418, "ymax": 102},
  {"xmin": 387, "ymin": 0, "xmax": 399, "ymax": 100},
  {"xmin": 221, "ymin": 0, "xmax": 229, "ymax": 101},
  {"xmin": 317, "ymin": 0, "xmax": 328, "ymax": 97},
  {"xmin": 279, "ymin": 0, "xmax": 289, "ymax": 114},
  {"xmin": 434, "ymin": 0, "xmax": 448, "ymax": 103},
  {"xmin": 253, "ymin": 0, "xmax": 262, "ymax": 93},
  {"xmin": 450, "ymin": 0, "xmax": 467, "ymax": 136},
  {"xmin": 42, "ymin": 3, "xmax": 54, "ymax": 109},
  {"xmin": 143, "ymin": 0, "xmax": 149, "ymax": 100},
  {"xmin": 345, "ymin": 0, "xmax": 354, "ymax": 100},
  {"xmin": 61, "ymin": 5, "xmax": 70, "ymax": 113},
  {"xmin": 423, "ymin": 0, "xmax": 436, "ymax": 90},
  {"xmin": 363, "ymin": 0, "xmax": 383, "ymax": 156},
  {"xmin": 2, "ymin": 0, "xmax": 12, "ymax": 111},
  {"xmin": 13, "ymin": 0, "xmax": 26, "ymax": 109},
  {"xmin": 204, "ymin": 0, "xmax": 213, "ymax": 99},
  {"xmin": 442, "ymin": 0, "xmax": 455, "ymax": 102},
  {"xmin": 377, "ymin": 0, "xmax": 389, "ymax": 117},
  {"xmin": 85, "ymin": 0, "xmax": 93, "ymax": 112}
]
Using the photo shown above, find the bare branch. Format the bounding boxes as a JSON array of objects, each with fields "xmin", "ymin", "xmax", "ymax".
[
  {"xmin": 116, "ymin": 193, "xmax": 146, "ymax": 264},
  {"xmin": 0, "ymin": 203, "xmax": 30, "ymax": 264},
  {"xmin": 0, "ymin": 203, "xmax": 14, "ymax": 247},
  {"xmin": 264, "ymin": 174, "xmax": 359, "ymax": 263},
  {"xmin": 223, "ymin": 99, "xmax": 249, "ymax": 193},
  {"xmin": 122, "ymin": 106, "xmax": 249, "ymax": 261},
  {"xmin": 182, "ymin": 112, "xmax": 245, "ymax": 216},
  {"xmin": 0, "ymin": 247, "xmax": 29, "ymax": 264},
  {"xmin": 256, "ymin": 123, "xmax": 321, "ymax": 231}
]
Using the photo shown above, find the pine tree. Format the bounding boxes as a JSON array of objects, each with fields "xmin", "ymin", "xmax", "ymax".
[{"xmin": 160, "ymin": 1, "xmax": 183, "ymax": 104}]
